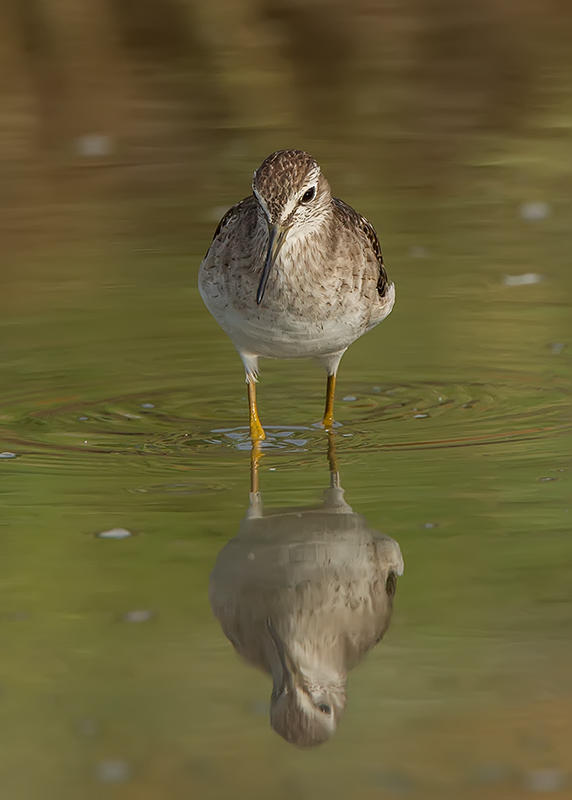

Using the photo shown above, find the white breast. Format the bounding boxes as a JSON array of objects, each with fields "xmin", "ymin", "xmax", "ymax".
[{"xmin": 199, "ymin": 219, "xmax": 395, "ymax": 362}]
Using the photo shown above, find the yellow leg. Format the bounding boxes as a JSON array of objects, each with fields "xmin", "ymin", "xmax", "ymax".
[
  {"xmin": 248, "ymin": 380, "xmax": 266, "ymax": 442},
  {"xmin": 322, "ymin": 373, "xmax": 337, "ymax": 429}
]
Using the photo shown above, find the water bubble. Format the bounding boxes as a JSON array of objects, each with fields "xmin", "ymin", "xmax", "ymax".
[
  {"xmin": 470, "ymin": 763, "xmax": 514, "ymax": 785},
  {"xmin": 520, "ymin": 201, "xmax": 550, "ymax": 221},
  {"xmin": 409, "ymin": 245, "xmax": 428, "ymax": 259},
  {"xmin": 414, "ymin": 413, "xmax": 429, "ymax": 419},
  {"xmin": 95, "ymin": 528, "xmax": 133, "ymax": 540},
  {"xmin": 250, "ymin": 700, "xmax": 268, "ymax": 716},
  {"xmin": 75, "ymin": 133, "xmax": 113, "ymax": 158},
  {"xmin": 343, "ymin": 395, "xmax": 357, "ymax": 402},
  {"xmin": 3, "ymin": 611, "xmax": 29, "ymax": 621},
  {"xmin": 123, "ymin": 609, "xmax": 153, "ymax": 623},
  {"xmin": 95, "ymin": 759, "xmax": 131, "ymax": 784},
  {"xmin": 422, "ymin": 522, "xmax": 438, "ymax": 529},
  {"xmin": 503, "ymin": 273, "xmax": 543, "ymax": 287},
  {"xmin": 549, "ymin": 342, "xmax": 565, "ymax": 355},
  {"xmin": 141, "ymin": 403, "xmax": 155, "ymax": 409},
  {"xmin": 77, "ymin": 718, "xmax": 99, "ymax": 738},
  {"xmin": 0, "ymin": 452, "xmax": 17, "ymax": 459},
  {"xmin": 373, "ymin": 769, "xmax": 416, "ymax": 793},
  {"xmin": 523, "ymin": 769, "xmax": 566, "ymax": 793},
  {"xmin": 538, "ymin": 476, "xmax": 557, "ymax": 483}
]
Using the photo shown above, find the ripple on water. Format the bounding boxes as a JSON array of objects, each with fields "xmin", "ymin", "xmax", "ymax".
[{"xmin": 1, "ymin": 378, "xmax": 569, "ymax": 469}]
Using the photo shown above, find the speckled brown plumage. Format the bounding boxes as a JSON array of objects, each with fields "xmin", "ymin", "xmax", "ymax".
[
  {"xmin": 331, "ymin": 197, "xmax": 389, "ymax": 298},
  {"xmin": 253, "ymin": 149, "xmax": 320, "ymax": 223}
]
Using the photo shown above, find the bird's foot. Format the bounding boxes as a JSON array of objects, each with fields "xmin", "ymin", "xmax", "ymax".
[{"xmin": 250, "ymin": 418, "xmax": 266, "ymax": 442}]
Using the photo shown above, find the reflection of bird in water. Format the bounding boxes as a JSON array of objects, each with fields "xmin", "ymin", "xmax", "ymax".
[{"xmin": 209, "ymin": 436, "xmax": 404, "ymax": 747}]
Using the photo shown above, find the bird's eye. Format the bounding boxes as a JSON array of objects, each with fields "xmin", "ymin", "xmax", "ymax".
[
  {"xmin": 318, "ymin": 703, "xmax": 331, "ymax": 714},
  {"xmin": 300, "ymin": 186, "xmax": 316, "ymax": 204}
]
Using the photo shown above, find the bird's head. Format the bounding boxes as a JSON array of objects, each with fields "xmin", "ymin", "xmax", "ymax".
[
  {"xmin": 266, "ymin": 617, "xmax": 345, "ymax": 748},
  {"xmin": 252, "ymin": 150, "xmax": 332, "ymax": 304}
]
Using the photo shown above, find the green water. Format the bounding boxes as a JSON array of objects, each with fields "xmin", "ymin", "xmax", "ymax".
[{"xmin": 2, "ymin": 3, "xmax": 572, "ymax": 798}]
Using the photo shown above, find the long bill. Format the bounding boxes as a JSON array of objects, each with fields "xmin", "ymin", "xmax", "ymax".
[{"xmin": 257, "ymin": 223, "xmax": 288, "ymax": 305}]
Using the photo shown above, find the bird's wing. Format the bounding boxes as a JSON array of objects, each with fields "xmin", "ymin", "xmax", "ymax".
[
  {"xmin": 206, "ymin": 195, "xmax": 256, "ymax": 256},
  {"xmin": 332, "ymin": 197, "xmax": 389, "ymax": 297}
]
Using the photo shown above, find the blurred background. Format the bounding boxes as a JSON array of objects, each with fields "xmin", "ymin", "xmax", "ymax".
[{"xmin": 1, "ymin": 1, "xmax": 572, "ymax": 798}]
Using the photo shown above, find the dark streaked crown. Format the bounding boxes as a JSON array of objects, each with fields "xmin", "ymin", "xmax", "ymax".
[{"xmin": 252, "ymin": 150, "xmax": 320, "ymax": 220}]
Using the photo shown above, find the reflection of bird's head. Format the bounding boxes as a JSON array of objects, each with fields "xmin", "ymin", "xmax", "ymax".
[
  {"xmin": 270, "ymin": 688, "xmax": 342, "ymax": 748},
  {"xmin": 266, "ymin": 618, "xmax": 345, "ymax": 747}
]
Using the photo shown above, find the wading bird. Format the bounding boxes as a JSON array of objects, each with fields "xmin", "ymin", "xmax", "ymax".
[{"xmin": 199, "ymin": 150, "xmax": 395, "ymax": 439}]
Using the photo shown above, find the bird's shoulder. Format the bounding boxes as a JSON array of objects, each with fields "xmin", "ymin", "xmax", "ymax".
[
  {"xmin": 207, "ymin": 195, "xmax": 258, "ymax": 252},
  {"xmin": 332, "ymin": 197, "xmax": 389, "ymax": 297}
]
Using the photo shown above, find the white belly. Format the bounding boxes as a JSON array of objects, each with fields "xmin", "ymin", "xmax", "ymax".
[
  {"xmin": 218, "ymin": 307, "xmax": 364, "ymax": 359},
  {"xmin": 200, "ymin": 278, "xmax": 395, "ymax": 361}
]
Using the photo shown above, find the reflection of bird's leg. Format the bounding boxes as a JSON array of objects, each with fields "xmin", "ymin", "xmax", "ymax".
[
  {"xmin": 247, "ymin": 440, "xmax": 263, "ymax": 518},
  {"xmin": 250, "ymin": 439, "xmax": 263, "ymax": 496},
  {"xmin": 327, "ymin": 429, "xmax": 340, "ymax": 488}
]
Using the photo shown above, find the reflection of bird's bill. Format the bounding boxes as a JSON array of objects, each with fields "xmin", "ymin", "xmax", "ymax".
[
  {"xmin": 257, "ymin": 223, "xmax": 288, "ymax": 304},
  {"xmin": 266, "ymin": 617, "xmax": 299, "ymax": 690}
]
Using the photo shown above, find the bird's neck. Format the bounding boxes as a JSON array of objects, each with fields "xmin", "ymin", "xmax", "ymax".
[{"xmin": 274, "ymin": 211, "xmax": 333, "ymax": 272}]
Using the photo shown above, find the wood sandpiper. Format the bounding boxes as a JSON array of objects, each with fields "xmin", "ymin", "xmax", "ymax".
[{"xmin": 199, "ymin": 149, "xmax": 395, "ymax": 440}]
